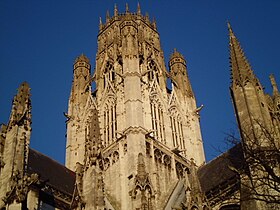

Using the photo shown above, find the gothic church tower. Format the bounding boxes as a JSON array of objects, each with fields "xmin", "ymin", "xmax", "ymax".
[{"xmin": 66, "ymin": 4, "xmax": 207, "ymax": 210}]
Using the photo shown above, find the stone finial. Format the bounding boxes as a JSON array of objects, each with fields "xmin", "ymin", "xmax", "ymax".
[
  {"xmin": 137, "ymin": 2, "xmax": 141, "ymax": 15},
  {"xmin": 145, "ymin": 12, "xmax": 149, "ymax": 21},
  {"xmin": 227, "ymin": 21, "xmax": 235, "ymax": 39},
  {"xmin": 106, "ymin": 10, "xmax": 110, "ymax": 23},
  {"xmin": 270, "ymin": 74, "xmax": 279, "ymax": 96},
  {"xmin": 99, "ymin": 17, "xmax": 102, "ymax": 30},
  {"xmin": 114, "ymin": 3, "xmax": 118, "ymax": 16},
  {"xmin": 125, "ymin": 3, "xmax": 129, "ymax": 13},
  {"xmin": 152, "ymin": 17, "xmax": 157, "ymax": 28}
]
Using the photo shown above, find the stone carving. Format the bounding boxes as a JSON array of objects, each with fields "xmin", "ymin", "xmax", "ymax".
[{"xmin": 130, "ymin": 153, "xmax": 154, "ymax": 210}]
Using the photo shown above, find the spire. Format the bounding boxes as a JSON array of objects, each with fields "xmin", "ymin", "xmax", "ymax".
[
  {"xmin": 106, "ymin": 10, "xmax": 110, "ymax": 22},
  {"xmin": 228, "ymin": 22, "xmax": 259, "ymax": 87},
  {"xmin": 152, "ymin": 17, "xmax": 157, "ymax": 28},
  {"xmin": 270, "ymin": 74, "xmax": 280, "ymax": 97},
  {"xmin": 114, "ymin": 3, "xmax": 118, "ymax": 16},
  {"xmin": 125, "ymin": 3, "xmax": 129, "ymax": 13},
  {"xmin": 99, "ymin": 17, "xmax": 102, "ymax": 30},
  {"xmin": 137, "ymin": 2, "xmax": 141, "ymax": 15}
]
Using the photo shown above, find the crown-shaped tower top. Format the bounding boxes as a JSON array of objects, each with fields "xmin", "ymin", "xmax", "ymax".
[
  {"xmin": 169, "ymin": 48, "xmax": 187, "ymax": 66},
  {"xmin": 74, "ymin": 54, "xmax": 90, "ymax": 64},
  {"xmin": 98, "ymin": 3, "xmax": 156, "ymax": 33}
]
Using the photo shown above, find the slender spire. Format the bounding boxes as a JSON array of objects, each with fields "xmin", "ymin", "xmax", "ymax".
[
  {"xmin": 228, "ymin": 22, "xmax": 259, "ymax": 87},
  {"xmin": 99, "ymin": 17, "xmax": 102, "ymax": 30},
  {"xmin": 270, "ymin": 74, "xmax": 280, "ymax": 97},
  {"xmin": 125, "ymin": 3, "xmax": 129, "ymax": 13},
  {"xmin": 137, "ymin": 2, "xmax": 141, "ymax": 15},
  {"xmin": 106, "ymin": 10, "xmax": 110, "ymax": 22},
  {"xmin": 114, "ymin": 3, "xmax": 118, "ymax": 16}
]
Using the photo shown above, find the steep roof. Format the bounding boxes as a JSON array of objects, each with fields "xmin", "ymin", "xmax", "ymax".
[
  {"xmin": 198, "ymin": 144, "xmax": 244, "ymax": 193},
  {"xmin": 27, "ymin": 148, "xmax": 76, "ymax": 196}
]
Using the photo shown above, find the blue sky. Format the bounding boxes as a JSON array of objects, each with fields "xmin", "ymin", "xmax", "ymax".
[{"xmin": 0, "ymin": 0, "xmax": 279, "ymax": 164}]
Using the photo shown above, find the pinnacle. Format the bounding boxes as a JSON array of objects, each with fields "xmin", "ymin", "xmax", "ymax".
[
  {"xmin": 99, "ymin": 3, "xmax": 154, "ymax": 32},
  {"xmin": 18, "ymin": 82, "xmax": 30, "ymax": 97},
  {"xmin": 227, "ymin": 21, "xmax": 235, "ymax": 39},
  {"xmin": 228, "ymin": 23, "xmax": 257, "ymax": 87}
]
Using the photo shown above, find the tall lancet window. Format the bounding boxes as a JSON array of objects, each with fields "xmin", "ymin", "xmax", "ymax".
[
  {"xmin": 147, "ymin": 60, "xmax": 159, "ymax": 83},
  {"xmin": 104, "ymin": 61, "xmax": 115, "ymax": 88},
  {"xmin": 169, "ymin": 108, "xmax": 185, "ymax": 152},
  {"xmin": 103, "ymin": 98, "xmax": 117, "ymax": 147},
  {"xmin": 150, "ymin": 95, "xmax": 166, "ymax": 144}
]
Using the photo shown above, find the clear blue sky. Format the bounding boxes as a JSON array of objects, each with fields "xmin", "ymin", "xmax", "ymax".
[{"xmin": 1, "ymin": 0, "xmax": 279, "ymax": 164}]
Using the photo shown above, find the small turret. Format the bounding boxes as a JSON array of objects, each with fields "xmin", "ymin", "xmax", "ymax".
[
  {"xmin": 169, "ymin": 49, "xmax": 194, "ymax": 98},
  {"xmin": 71, "ymin": 54, "xmax": 91, "ymax": 106},
  {"xmin": 66, "ymin": 54, "xmax": 91, "ymax": 170}
]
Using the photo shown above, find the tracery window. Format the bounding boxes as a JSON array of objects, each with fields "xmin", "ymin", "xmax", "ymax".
[
  {"xmin": 104, "ymin": 61, "xmax": 115, "ymax": 88},
  {"xmin": 147, "ymin": 60, "xmax": 159, "ymax": 83},
  {"xmin": 103, "ymin": 98, "xmax": 117, "ymax": 147},
  {"xmin": 150, "ymin": 97, "xmax": 166, "ymax": 144},
  {"xmin": 169, "ymin": 108, "xmax": 185, "ymax": 152}
]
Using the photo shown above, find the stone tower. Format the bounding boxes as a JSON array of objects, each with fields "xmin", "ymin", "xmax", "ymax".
[
  {"xmin": 229, "ymin": 23, "xmax": 280, "ymax": 209},
  {"xmin": 66, "ymin": 4, "xmax": 207, "ymax": 210}
]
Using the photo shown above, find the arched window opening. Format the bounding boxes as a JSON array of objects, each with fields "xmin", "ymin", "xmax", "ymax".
[
  {"xmin": 150, "ymin": 98, "xmax": 166, "ymax": 144},
  {"xmin": 169, "ymin": 108, "xmax": 186, "ymax": 153},
  {"xmin": 147, "ymin": 60, "xmax": 159, "ymax": 83},
  {"xmin": 103, "ymin": 99, "xmax": 117, "ymax": 147},
  {"xmin": 104, "ymin": 61, "xmax": 115, "ymax": 88},
  {"xmin": 117, "ymin": 56, "xmax": 123, "ymax": 74}
]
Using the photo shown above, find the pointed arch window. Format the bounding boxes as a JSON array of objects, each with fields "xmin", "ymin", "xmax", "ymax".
[
  {"xmin": 103, "ymin": 98, "xmax": 117, "ymax": 147},
  {"xmin": 150, "ymin": 95, "xmax": 166, "ymax": 144},
  {"xmin": 147, "ymin": 60, "xmax": 159, "ymax": 83},
  {"xmin": 169, "ymin": 108, "xmax": 186, "ymax": 152},
  {"xmin": 104, "ymin": 61, "xmax": 115, "ymax": 88}
]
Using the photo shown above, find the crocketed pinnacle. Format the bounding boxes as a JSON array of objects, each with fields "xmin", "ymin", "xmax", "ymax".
[
  {"xmin": 10, "ymin": 82, "xmax": 31, "ymax": 125},
  {"xmin": 228, "ymin": 22, "xmax": 259, "ymax": 87}
]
